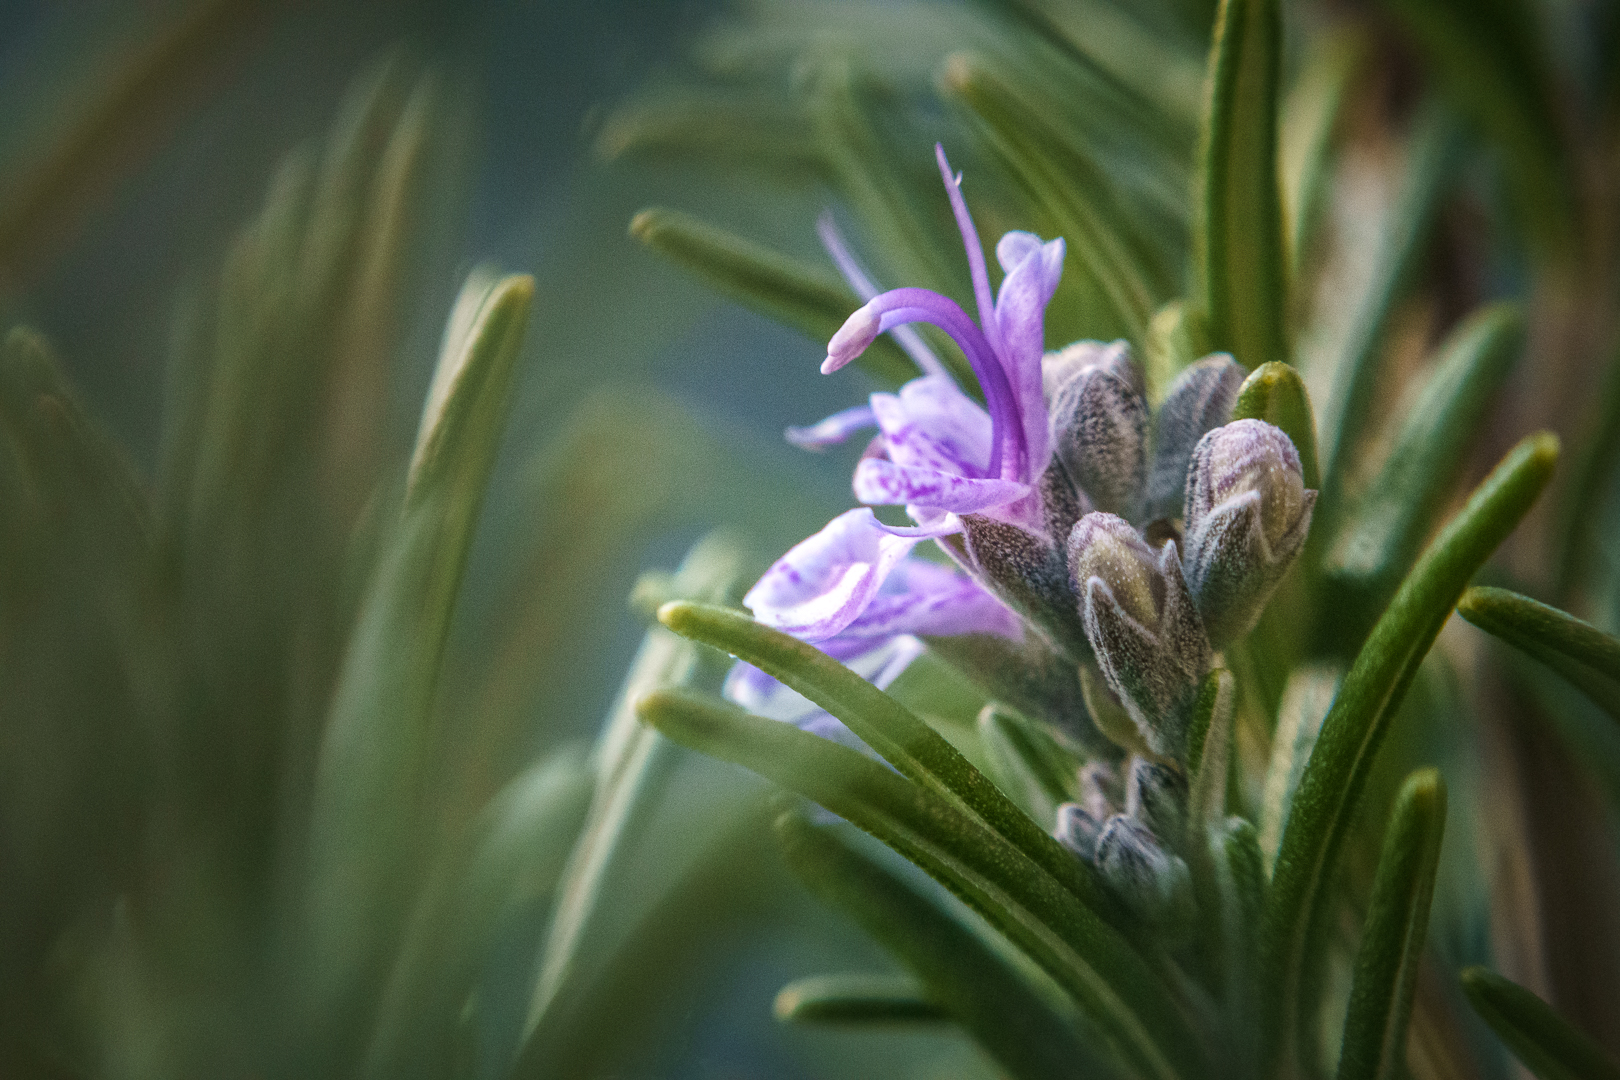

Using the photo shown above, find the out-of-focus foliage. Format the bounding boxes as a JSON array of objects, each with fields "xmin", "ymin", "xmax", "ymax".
[{"xmin": 7, "ymin": 0, "xmax": 1620, "ymax": 1078}]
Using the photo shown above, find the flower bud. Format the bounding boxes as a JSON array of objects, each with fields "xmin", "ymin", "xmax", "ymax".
[
  {"xmin": 1143, "ymin": 354, "xmax": 1244, "ymax": 521},
  {"xmin": 1043, "ymin": 339, "xmax": 1143, "ymax": 401},
  {"xmin": 1067, "ymin": 513, "xmax": 1211, "ymax": 761},
  {"xmin": 960, "ymin": 514, "xmax": 1089, "ymax": 662},
  {"xmin": 1182, "ymin": 419, "xmax": 1317, "ymax": 646},
  {"xmin": 1095, "ymin": 814, "xmax": 1195, "ymax": 930},
  {"xmin": 1078, "ymin": 760, "xmax": 1123, "ymax": 822},
  {"xmin": 1054, "ymin": 802, "xmax": 1105, "ymax": 860},
  {"xmin": 1126, "ymin": 757, "xmax": 1187, "ymax": 850},
  {"xmin": 1048, "ymin": 350, "xmax": 1149, "ymax": 520}
]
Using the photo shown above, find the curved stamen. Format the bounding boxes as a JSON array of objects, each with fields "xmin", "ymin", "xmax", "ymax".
[
  {"xmin": 863, "ymin": 287, "xmax": 1025, "ymax": 480},
  {"xmin": 935, "ymin": 144, "xmax": 1002, "ymax": 359}
]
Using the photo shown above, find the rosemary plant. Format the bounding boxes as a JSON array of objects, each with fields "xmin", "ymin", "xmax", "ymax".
[{"xmin": 6, "ymin": 1, "xmax": 1620, "ymax": 1079}]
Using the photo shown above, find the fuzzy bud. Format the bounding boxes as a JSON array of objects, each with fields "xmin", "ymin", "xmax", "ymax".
[
  {"xmin": 1048, "ymin": 349, "xmax": 1149, "ymax": 520},
  {"xmin": 1182, "ymin": 419, "xmax": 1317, "ymax": 646},
  {"xmin": 1054, "ymin": 802, "xmax": 1105, "ymax": 860},
  {"xmin": 1143, "ymin": 354, "xmax": 1245, "ymax": 521},
  {"xmin": 1067, "ymin": 513, "xmax": 1211, "ymax": 761},
  {"xmin": 1126, "ymin": 757, "xmax": 1188, "ymax": 850},
  {"xmin": 1095, "ymin": 814, "xmax": 1195, "ymax": 930}
]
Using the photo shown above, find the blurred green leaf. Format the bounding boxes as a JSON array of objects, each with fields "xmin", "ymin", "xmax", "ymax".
[
  {"xmin": 1461, "ymin": 967, "xmax": 1620, "ymax": 1080},
  {"xmin": 1317, "ymin": 104, "xmax": 1460, "ymax": 502},
  {"xmin": 775, "ymin": 814, "xmax": 1120, "ymax": 1079},
  {"xmin": 303, "ymin": 270, "xmax": 533, "ymax": 1025},
  {"xmin": 1457, "ymin": 586, "xmax": 1620, "ymax": 721},
  {"xmin": 1261, "ymin": 431, "xmax": 1557, "ymax": 1076},
  {"xmin": 1326, "ymin": 303, "xmax": 1524, "ymax": 611},
  {"xmin": 1279, "ymin": 30, "xmax": 1364, "ymax": 277},
  {"xmin": 1335, "ymin": 768, "xmax": 1446, "ymax": 1080},
  {"xmin": 1381, "ymin": 0, "xmax": 1574, "ymax": 256},
  {"xmin": 630, "ymin": 206, "xmax": 917, "ymax": 386},
  {"xmin": 523, "ymin": 536, "xmax": 746, "ymax": 1042},
  {"xmin": 1194, "ymin": 0, "xmax": 1287, "ymax": 370},
  {"xmin": 361, "ymin": 748, "xmax": 595, "ymax": 1080},
  {"xmin": 1211, "ymin": 817, "xmax": 1265, "ymax": 1071},
  {"xmin": 943, "ymin": 51, "xmax": 1163, "ymax": 345},
  {"xmin": 655, "ymin": 601, "xmax": 1113, "ymax": 917},
  {"xmin": 977, "ymin": 705, "xmax": 1082, "ymax": 826},
  {"xmin": 774, "ymin": 972, "xmax": 947, "ymax": 1024},
  {"xmin": 636, "ymin": 687, "xmax": 1205, "ymax": 1080},
  {"xmin": 1231, "ymin": 361, "xmax": 1321, "ymax": 489}
]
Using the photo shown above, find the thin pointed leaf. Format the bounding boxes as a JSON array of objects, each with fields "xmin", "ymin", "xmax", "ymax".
[
  {"xmin": 1195, "ymin": 0, "xmax": 1287, "ymax": 370},
  {"xmin": 773, "ymin": 973, "xmax": 946, "ymax": 1024},
  {"xmin": 977, "ymin": 704, "xmax": 1081, "ymax": 826},
  {"xmin": 1336, "ymin": 769, "xmax": 1447, "ymax": 1080},
  {"xmin": 655, "ymin": 601, "xmax": 1112, "ymax": 917},
  {"xmin": 1318, "ymin": 104, "xmax": 1460, "ymax": 500},
  {"xmin": 637, "ymin": 688, "xmax": 1204, "ymax": 1080},
  {"xmin": 524, "ymin": 535, "xmax": 747, "ymax": 1039},
  {"xmin": 1458, "ymin": 587, "xmax": 1620, "ymax": 682},
  {"xmin": 1381, "ymin": 0, "xmax": 1573, "ymax": 256},
  {"xmin": 775, "ymin": 817, "xmax": 1120, "ymax": 1079},
  {"xmin": 1457, "ymin": 586, "xmax": 1620, "ymax": 721},
  {"xmin": 629, "ymin": 206, "xmax": 915, "ymax": 386},
  {"xmin": 1212, "ymin": 817, "xmax": 1265, "ymax": 1071},
  {"xmin": 942, "ymin": 51, "xmax": 1166, "ymax": 344},
  {"xmin": 303, "ymin": 271, "xmax": 533, "ymax": 1019},
  {"xmin": 1261, "ymin": 432, "xmax": 1558, "ymax": 1076},
  {"xmin": 1461, "ymin": 968, "xmax": 1620, "ymax": 1080},
  {"xmin": 1231, "ymin": 361, "xmax": 1321, "ymax": 489},
  {"xmin": 1280, "ymin": 30, "xmax": 1364, "ymax": 275},
  {"xmin": 1327, "ymin": 303, "xmax": 1524, "ymax": 607}
]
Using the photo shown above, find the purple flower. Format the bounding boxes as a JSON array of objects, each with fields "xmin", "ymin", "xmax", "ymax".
[
  {"xmin": 821, "ymin": 145, "xmax": 1065, "ymax": 534},
  {"xmin": 726, "ymin": 508, "xmax": 1023, "ymax": 744}
]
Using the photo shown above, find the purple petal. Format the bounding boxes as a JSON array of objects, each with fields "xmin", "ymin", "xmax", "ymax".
[
  {"xmin": 723, "ymin": 635, "xmax": 929, "ymax": 750},
  {"xmin": 817, "ymin": 212, "xmax": 949, "ymax": 380},
  {"xmin": 743, "ymin": 508, "xmax": 920, "ymax": 640},
  {"xmin": 853, "ymin": 458, "xmax": 1030, "ymax": 513},
  {"xmin": 785, "ymin": 404, "xmax": 879, "ymax": 450},
  {"xmin": 845, "ymin": 559, "xmax": 1023, "ymax": 641},
  {"xmin": 996, "ymin": 231, "xmax": 1045, "ymax": 274},
  {"xmin": 870, "ymin": 377, "xmax": 993, "ymax": 477},
  {"xmin": 993, "ymin": 234, "xmax": 1066, "ymax": 480}
]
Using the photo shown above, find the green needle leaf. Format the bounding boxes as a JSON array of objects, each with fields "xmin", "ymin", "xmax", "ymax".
[
  {"xmin": 1195, "ymin": 0, "xmax": 1288, "ymax": 370},
  {"xmin": 1231, "ymin": 361, "xmax": 1321, "ymax": 489},
  {"xmin": 304, "ymin": 270, "xmax": 532, "ymax": 1021},
  {"xmin": 1261, "ymin": 431, "xmax": 1558, "ymax": 1076},
  {"xmin": 977, "ymin": 704, "xmax": 1082, "ymax": 825},
  {"xmin": 1381, "ymin": 0, "xmax": 1573, "ymax": 256},
  {"xmin": 1456, "ymin": 586, "xmax": 1620, "ymax": 721},
  {"xmin": 1327, "ymin": 303, "xmax": 1524, "ymax": 608},
  {"xmin": 636, "ymin": 688, "xmax": 1204, "ymax": 1080},
  {"xmin": 629, "ymin": 206, "xmax": 915, "ymax": 386},
  {"xmin": 942, "ymin": 51, "xmax": 1167, "ymax": 345},
  {"xmin": 1280, "ymin": 30, "xmax": 1365, "ymax": 275},
  {"xmin": 1212, "ymin": 817, "xmax": 1266, "ymax": 1071},
  {"xmin": 1461, "ymin": 968, "xmax": 1620, "ymax": 1080},
  {"xmin": 775, "ymin": 817, "xmax": 1121, "ymax": 1079},
  {"xmin": 773, "ymin": 973, "xmax": 947, "ymax": 1024},
  {"xmin": 655, "ymin": 600, "xmax": 1112, "ymax": 917},
  {"xmin": 1317, "ymin": 103, "xmax": 1459, "ymax": 497},
  {"xmin": 1457, "ymin": 587, "xmax": 1620, "ymax": 682},
  {"xmin": 1336, "ymin": 768, "xmax": 1447, "ymax": 1080}
]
